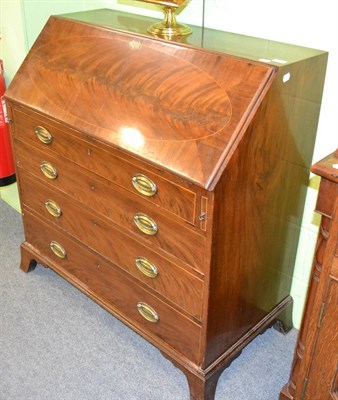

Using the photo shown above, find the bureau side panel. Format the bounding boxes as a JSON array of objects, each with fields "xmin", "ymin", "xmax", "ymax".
[{"xmin": 202, "ymin": 53, "xmax": 328, "ymax": 367}]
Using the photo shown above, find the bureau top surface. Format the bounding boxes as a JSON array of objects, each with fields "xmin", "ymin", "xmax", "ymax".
[
  {"xmin": 6, "ymin": 10, "xmax": 276, "ymax": 189},
  {"xmin": 311, "ymin": 149, "xmax": 338, "ymax": 184}
]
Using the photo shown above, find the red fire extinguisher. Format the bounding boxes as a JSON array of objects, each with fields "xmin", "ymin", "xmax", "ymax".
[{"xmin": 0, "ymin": 59, "xmax": 16, "ymax": 186}]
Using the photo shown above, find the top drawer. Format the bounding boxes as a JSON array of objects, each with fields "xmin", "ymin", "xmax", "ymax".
[{"xmin": 10, "ymin": 107, "xmax": 197, "ymax": 224}]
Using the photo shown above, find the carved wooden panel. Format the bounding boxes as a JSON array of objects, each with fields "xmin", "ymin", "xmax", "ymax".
[
  {"xmin": 305, "ymin": 277, "xmax": 338, "ymax": 398},
  {"xmin": 280, "ymin": 150, "xmax": 338, "ymax": 400}
]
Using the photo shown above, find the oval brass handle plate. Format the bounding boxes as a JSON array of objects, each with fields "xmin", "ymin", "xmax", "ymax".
[
  {"xmin": 40, "ymin": 161, "xmax": 58, "ymax": 180},
  {"xmin": 132, "ymin": 174, "xmax": 157, "ymax": 197},
  {"xmin": 50, "ymin": 240, "xmax": 66, "ymax": 259},
  {"xmin": 45, "ymin": 199, "xmax": 62, "ymax": 218},
  {"xmin": 137, "ymin": 302, "xmax": 159, "ymax": 323},
  {"xmin": 134, "ymin": 213, "xmax": 158, "ymax": 236},
  {"xmin": 135, "ymin": 257, "xmax": 158, "ymax": 278},
  {"xmin": 35, "ymin": 126, "xmax": 53, "ymax": 144}
]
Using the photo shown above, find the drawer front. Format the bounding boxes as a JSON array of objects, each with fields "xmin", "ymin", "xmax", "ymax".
[
  {"xmin": 15, "ymin": 139, "xmax": 206, "ymax": 271},
  {"xmin": 23, "ymin": 211, "xmax": 201, "ymax": 364},
  {"xmin": 19, "ymin": 172, "xmax": 204, "ymax": 319},
  {"xmin": 11, "ymin": 107, "xmax": 197, "ymax": 224}
]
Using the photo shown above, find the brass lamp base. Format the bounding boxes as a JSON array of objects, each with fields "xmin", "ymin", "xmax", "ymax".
[{"xmin": 147, "ymin": 6, "xmax": 192, "ymax": 38}]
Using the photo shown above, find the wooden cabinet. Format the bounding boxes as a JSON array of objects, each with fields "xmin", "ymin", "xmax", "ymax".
[
  {"xmin": 280, "ymin": 150, "xmax": 338, "ymax": 400},
  {"xmin": 5, "ymin": 9, "xmax": 328, "ymax": 399}
]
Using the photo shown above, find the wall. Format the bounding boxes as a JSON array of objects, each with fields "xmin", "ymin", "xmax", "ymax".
[{"xmin": 1, "ymin": 0, "xmax": 337, "ymax": 327}]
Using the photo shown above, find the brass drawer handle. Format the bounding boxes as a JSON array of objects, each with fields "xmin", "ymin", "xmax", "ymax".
[
  {"xmin": 40, "ymin": 161, "xmax": 58, "ymax": 180},
  {"xmin": 137, "ymin": 302, "xmax": 159, "ymax": 323},
  {"xmin": 132, "ymin": 174, "xmax": 157, "ymax": 197},
  {"xmin": 135, "ymin": 257, "xmax": 158, "ymax": 278},
  {"xmin": 45, "ymin": 199, "xmax": 62, "ymax": 218},
  {"xmin": 134, "ymin": 213, "xmax": 158, "ymax": 236},
  {"xmin": 50, "ymin": 240, "xmax": 66, "ymax": 259},
  {"xmin": 35, "ymin": 126, "xmax": 53, "ymax": 144}
]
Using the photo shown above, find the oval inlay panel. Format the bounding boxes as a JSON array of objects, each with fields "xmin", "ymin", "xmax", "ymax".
[{"xmin": 29, "ymin": 37, "xmax": 232, "ymax": 141}]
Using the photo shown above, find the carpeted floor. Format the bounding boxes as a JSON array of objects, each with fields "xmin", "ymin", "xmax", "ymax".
[{"xmin": 0, "ymin": 198, "xmax": 297, "ymax": 400}]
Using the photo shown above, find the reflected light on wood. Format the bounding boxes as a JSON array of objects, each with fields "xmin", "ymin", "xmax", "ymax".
[{"xmin": 120, "ymin": 127, "xmax": 145, "ymax": 149}]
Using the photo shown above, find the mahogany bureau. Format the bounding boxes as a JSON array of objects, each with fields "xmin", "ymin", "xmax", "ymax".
[
  {"xmin": 280, "ymin": 150, "xmax": 338, "ymax": 400},
  {"xmin": 5, "ymin": 9, "xmax": 328, "ymax": 399}
]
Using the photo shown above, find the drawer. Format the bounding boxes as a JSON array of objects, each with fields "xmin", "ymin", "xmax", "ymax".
[
  {"xmin": 11, "ymin": 107, "xmax": 197, "ymax": 224},
  {"xmin": 15, "ymin": 139, "xmax": 206, "ymax": 271},
  {"xmin": 20, "ymin": 172, "xmax": 204, "ymax": 319},
  {"xmin": 23, "ymin": 211, "xmax": 201, "ymax": 364}
]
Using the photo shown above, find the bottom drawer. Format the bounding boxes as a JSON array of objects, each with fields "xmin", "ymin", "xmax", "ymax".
[{"xmin": 23, "ymin": 211, "xmax": 201, "ymax": 364}]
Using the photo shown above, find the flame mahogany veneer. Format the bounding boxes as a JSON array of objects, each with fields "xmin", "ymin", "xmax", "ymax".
[{"xmin": 5, "ymin": 9, "xmax": 328, "ymax": 399}]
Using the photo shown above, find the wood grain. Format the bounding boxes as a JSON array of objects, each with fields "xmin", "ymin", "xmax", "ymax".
[
  {"xmin": 305, "ymin": 278, "xmax": 338, "ymax": 399},
  {"xmin": 19, "ymin": 171, "xmax": 204, "ymax": 319},
  {"xmin": 14, "ymin": 138, "xmax": 207, "ymax": 271},
  {"xmin": 6, "ymin": 15, "xmax": 275, "ymax": 189},
  {"xmin": 11, "ymin": 106, "xmax": 199, "ymax": 223},
  {"xmin": 201, "ymin": 63, "xmax": 317, "ymax": 366},
  {"xmin": 23, "ymin": 211, "xmax": 202, "ymax": 364}
]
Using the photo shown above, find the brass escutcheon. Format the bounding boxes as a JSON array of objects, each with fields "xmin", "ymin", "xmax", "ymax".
[
  {"xmin": 34, "ymin": 126, "xmax": 53, "ymax": 144},
  {"xmin": 135, "ymin": 257, "xmax": 158, "ymax": 278},
  {"xmin": 137, "ymin": 302, "xmax": 159, "ymax": 323},
  {"xmin": 50, "ymin": 241, "xmax": 66, "ymax": 259},
  {"xmin": 40, "ymin": 161, "xmax": 58, "ymax": 180},
  {"xmin": 45, "ymin": 199, "xmax": 62, "ymax": 218},
  {"xmin": 134, "ymin": 213, "xmax": 158, "ymax": 236},
  {"xmin": 132, "ymin": 174, "xmax": 157, "ymax": 197}
]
